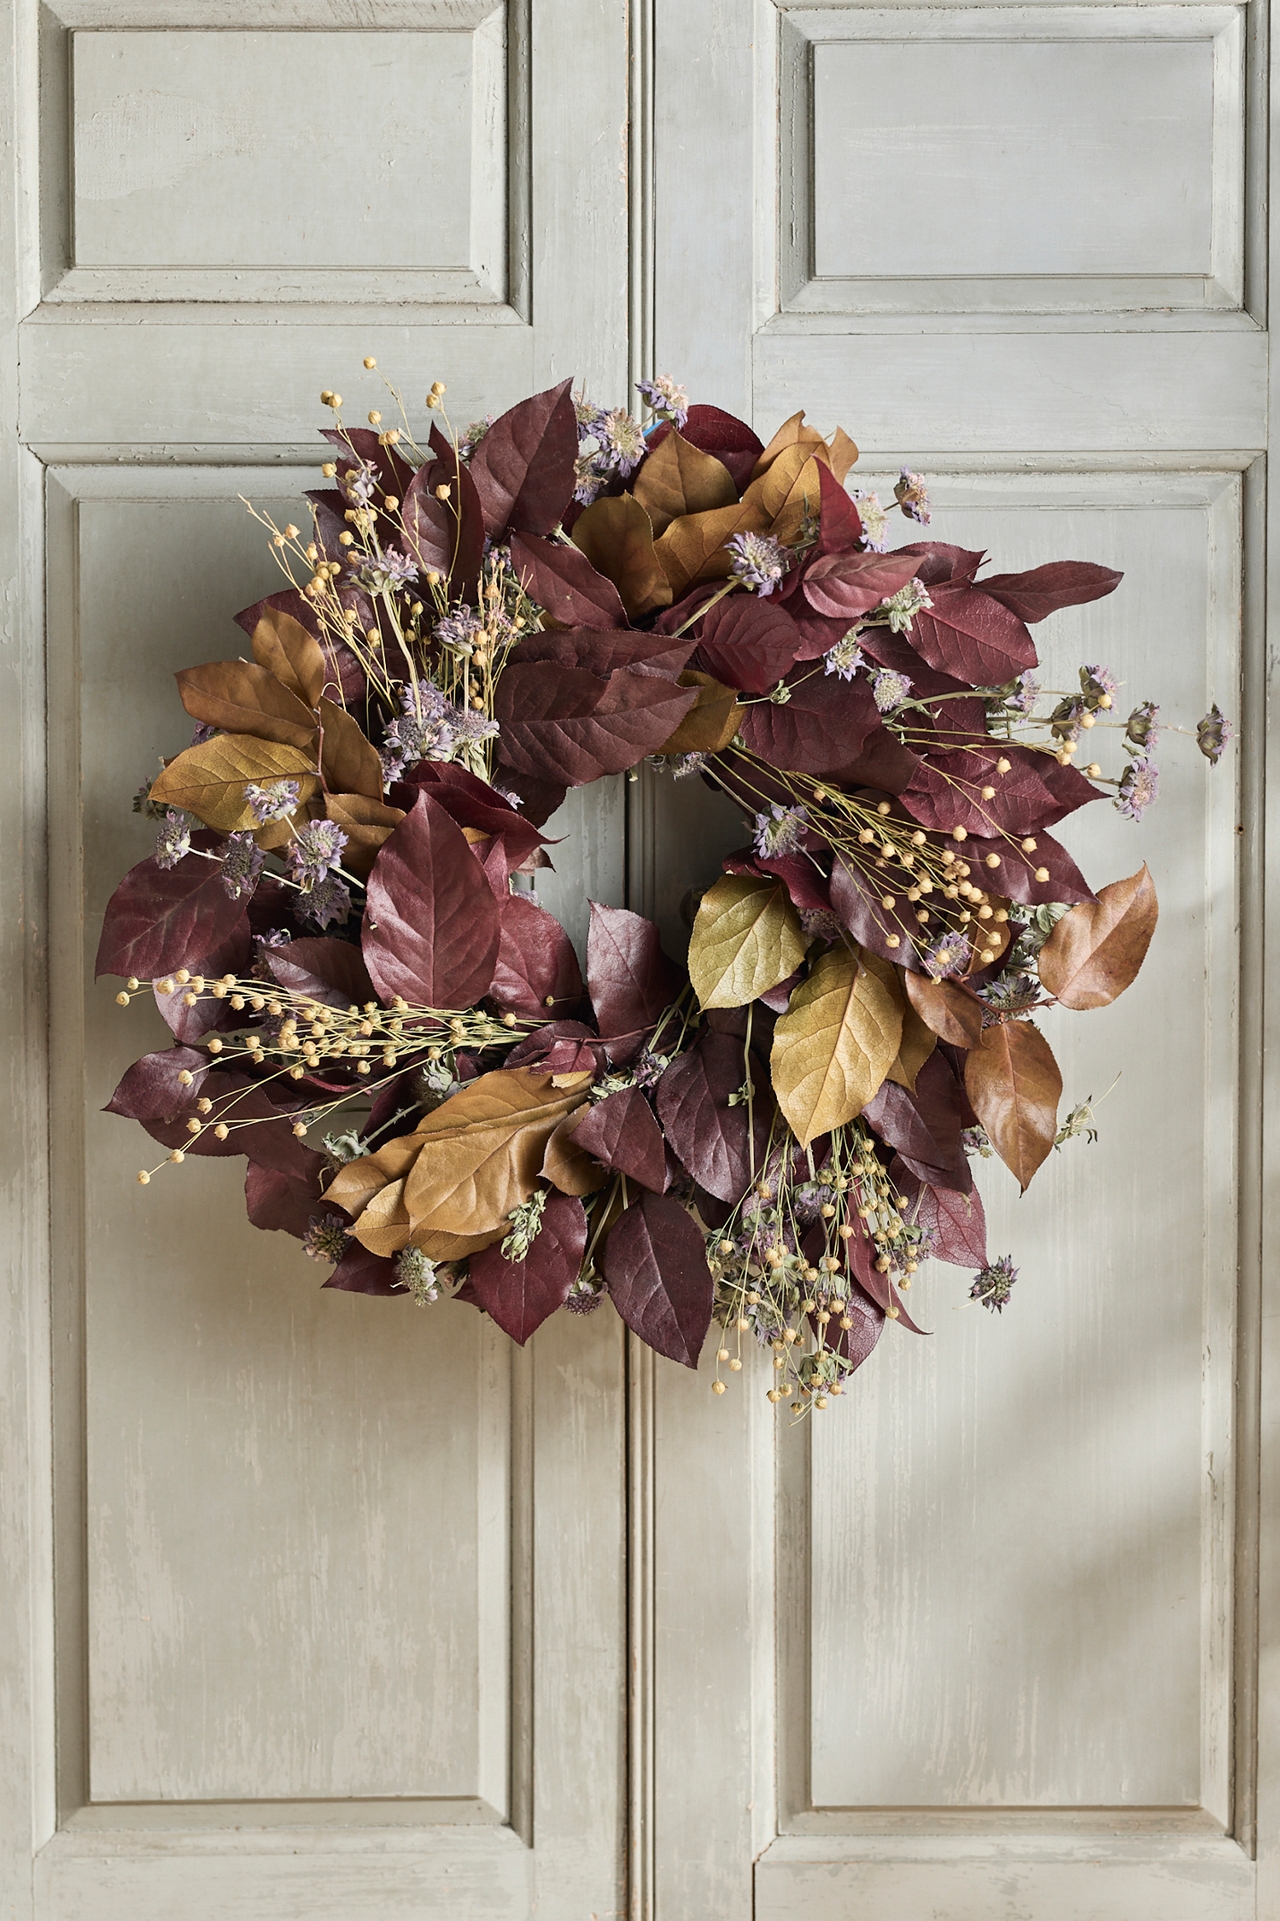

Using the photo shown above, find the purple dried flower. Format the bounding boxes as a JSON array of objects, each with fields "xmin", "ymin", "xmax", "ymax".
[
  {"xmin": 286, "ymin": 819, "xmax": 348, "ymax": 891},
  {"xmin": 564, "ymin": 1285, "xmax": 604, "ymax": 1315},
  {"xmin": 457, "ymin": 417, "xmax": 494, "ymax": 462},
  {"xmin": 244, "ymin": 778, "xmax": 301, "ymax": 825},
  {"xmin": 336, "ymin": 459, "xmax": 378, "ymax": 507},
  {"xmin": 894, "ymin": 469, "xmax": 931, "ymax": 525},
  {"xmin": 299, "ymin": 875, "xmax": 352, "ymax": 929},
  {"xmin": 670, "ymin": 752, "xmax": 708, "ymax": 778},
  {"xmin": 1116, "ymin": 754, "xmax": 1160, "ymax": 822},
  {"xmin": 1081, "ymin": 663, "xmax": 1119, "ymax": 704},
  {"xmin": 1196, "ymin": 704, "xmax": 1233, "ymax": 765},
  {"xmin": 355, "ymin": 548, "xmax": 418, "ymax": 594},
  {"xmin": 852, "ymin": 490, "xmax": 888, "ymax": 553},
  {"xmin": 190, "ymin": 721, "xmax": 217, "ymax": 747},
  {"xmin": 1125, "ymin": 700, "xmax": 1160, "ymax": 749},
  {"xmin": 871, "ymin": 669, "xmax": 913, "ymax": 713},
  {"xmin": 799, "ymin": 906, "xmax": 843, "ymax": 939},
  {"xmin": 219, "ymin": 832, "xmax": 265, "ymax": 900},
  {"xmin": 752, "ymin": 803, "xmax": 807, "ymax": 859},
  {"xmin": 302, "ymin": 1212, "xmax": 353, "ymax": 1262},
  {"xmin": 591, "ymin": 407, "xmax": 647, "ymax": 479},
  {"xmin": 970, "ymin": 1254, "xmax": 1018, "ymax": 1312},
  {"xmin": 635, "ymin": 375, "xmax": 689, "ymax": 427},
  {"xmin": 728, "ymin": 531, "xmax": 791, "ymax": 596},
  {"xmin": 824, "ymin": 632, "xmax": 865, "ymax": 680},
  {"xmin": 154, "ymin": 811, "xmax": 192, "ymax": 869},
  {"xmin": 1006, "ymin": 671, "xmax": 1040, "ymax": 716},
  {"xmin": 433, "ymin": 606, "xmax": 483, "ymax": 654},
  {"xmin": 923, "ymin": 931, "xmax": 970, "ymax": 980}
]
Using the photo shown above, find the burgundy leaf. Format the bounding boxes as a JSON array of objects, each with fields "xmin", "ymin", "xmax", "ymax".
[
  {"xmin": 586, "ymin": 902, "xmax": 680, "ymax": 1058},
  {"xmin": 863, "ymin": 1053, "xmax": 969, "ymax": 1189},
  {"xmin": 601, "ymin": 1190, "xmax": 714, "ymax": 1367},
  {"xmin": 815, "ymin": 1285, "xmax": 885, "ymax": 1373},
  {"xmin": 96, "ymin": 851, "xmax": 250, "ymax": 982},
  {"xmin": 907, "ymin": 580, "xmax": 1038, "ymax": 684},
  {"xmin": 509, "ymin": 532, "xmax": 629, "ymax": 630},
  {"xmin": 572, "ymin": 1086, "xmax": 669, "ymax": 1192},
  {"xmin": 895, "ymin": 1164, "xmax": 989, "ymax": 1268},
  {"xmin": 739, "ymin": 672, "xmax": 915, "ymax": 785},
  {"xmin": 961, "ymin": 829, "xmax": 1096, "ymax": 906},
  {"xmin": 493, "ymin": 662, "xmax": 696, "ymax": 786},
  {"xmin": 829, "ymin": 853, "xmax": 924, "ymax": 971},
  {"xmin": 106, "ymin": 1045, "xmax": 210, "ymax": 1121},
  {"xmin": 694, "ymin": 594, "xmax": 803, "ymax": 694},
  {"xmin": 895, "ymin": 542, "xmax": 986, "ymax": 588},
  {"xmin": 648, "ymin": 405, "xmax": 764, "ymax": 491},
  {"xmin": 466, "ymin": 1190, "xmax": 587, "ymax": 1343},
  {"xmin": 320, "ymin": 425, "xmax": 415, "ymax": 501},
  {"xmin": 802, "ymin": 550, "xmax": 923, "ymax": 621},
  {"xmin": 234, "ymin": 588, "xmax": 367, "ymax": 707},
  {"xmin": 362, "ymin": 793, "xmax": 502, "ymax": 1007},
  {"xmin": 840, "ymin": 1219, "xmax": 930, "ymax": 1334},
  {"xmin": 267, "ymin": 935, "xmax": 376, "ymax": 1008},
  {"xmin": 489, "ymin": 764, "xmax": 569, "ymax": 828},
  {"xmin": 400, "ymin": 451, "xmax": 485, "ymax": 599},
  {"xmin": 722, "ymin": 847, "xmax": 831, "ymax": 917},
  {"xmin": 154, "ymin": 917, "xmax": 252, "ymax": 1042},
  {"xmin": 491, "ymin": 891, "xmax": 585, "ymax": 1014},
  {"xmin": 813, "ymin": 460, "xmax": 865, "ymax": 555},
  {"xmin": 468, "ymin": 379, "xmax": 578, "ymax": 538},
  {"xmin": 513, "ymin": 626, "xmax": 694, "ymax": 680},
  {"xmin": 506, "ymin": 1019, "xmax": 604, "ymax": 1075},
  {"xmin": 323, "ymin": 1242, "xmax": 403, "ymax": 1296},
  {"xmin": 245, "ymin": 1161, "xmax": 327, "ymax": 1239},
  {"xmin": 979, "ymin": 560, "xmax": 1123, "ymax": 624},
  {"xmin": 901, "ymin": 739, "xmax": 1099, "ymax": 837},
  {"xmin": 401, "ymin": 761, "xmax": 549, "ymax": 872},
  {"xmin": 655, "ymin": 1029, "xmax": 770, "ymax": 1205},
  {"xmin": 139, "ymin": 1070, "xmax": 313, "ymax": 1176}
]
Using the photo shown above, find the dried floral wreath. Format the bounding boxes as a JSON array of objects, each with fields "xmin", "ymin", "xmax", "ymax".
[{"xmin": 97, "ymin": 372, "xmax": 1231, "ymax": 1413}]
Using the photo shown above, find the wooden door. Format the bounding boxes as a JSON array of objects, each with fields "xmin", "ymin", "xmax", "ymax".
[
  {"xmin": 0, "ymin": 4, "xmax": 632, "ymax": 1916},
  {"xmin": 639, "ymin": 0, "xmax": 1277, "ymax": 1915}
]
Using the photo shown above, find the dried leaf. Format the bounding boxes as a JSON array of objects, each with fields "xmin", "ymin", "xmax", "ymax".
[
  {"xmin": 907, "ymin": 580, "xmax": 1038, "ymax": 684},
  {"xmin": 571, "ymin": 1086, "xmax": 669, "ymax": 1192},
  {"xmin": 1037, "ymin": 864, "xmax": 1158, "ymax": 1009},
  {"xmin": 655, "ymin": 671, "xmax": 743, "ymax": 756},
  {"xmin": 325, "ymin": 791, "xmax": 404, "ymax": 879},
  {"xmin": 652, "ymin": 498, "xmax": 772, "ymax": 597},
  {"xmin": 750, "ymin": 411, "xmax": 827, "ymax": 480},
  {"xmin": 351, "ymin": 1176, "xmax": 413, "ymax": 1256},
  {"xmin": 176, "ymin": 661, "xmax": 317, "ymax": 749},
  {"xmin": 509, "ymin": 531, "xmax": 628, "ymax": 630},
  {"xmin": 903, "ymin": 970, "xmax": 985, "ymax": 1048},
  {"xmin": 251, "ymin": 607, "xmax": 327, "ymax": 706},
  {"xmin": 771, "ymin": 944, "xmax": 903, "ymax": 1146},
  {"xmin": 825, "ymin": 426, "xmax": 859, "ymax": 483},
  {"xmin": 494, "ymin": 661, "xmax": 696, "ymax": 787},
  {"xmin": 979, "ymin": 560, "xmax": 1123, "ymax": 624},
  {"xmin": 587, "ymin": 903, "xmax": 681, "ymax": 1058},
  {"xmin": 468, "ymin": 379, "xmax": 578, "ymax": 539},
  {"xmin": 769, "ymin": 454, "xmax": 825, "ymax": 547},
  {"xmin": 491, "ymin": 891, "xmax": 585, "ymax": 1015},
  {"xmin": 688, "ymin": 874, "xmax": 806, "ymax": 1010},
  {"xmin": 601, "ymin": 1190, "xmax": 713, "ymax": 1367},
  {"xmin": 362, "ymin": 792, "xmax": 501, "ymax": 1008},
  {"xmin": 403, "ymin": 1068, "xmax": 593, "ymax": 1237},
  {"xmin": 659, "ymin": 404, "xmax": 763, "ymax": 491},
  {"xmin": 266, "ymin": 935, "xmax": 376, "ymax": 1009},
  {"xmin": 317, "ymin": 697, "xmax": 382, "ymax": 801},
  {"xmin": 95, "ymin": 850, "xmax": 251, "ymax": 981},
  {"xmin": 466, "ymin": 1191, "xmax": 588, "ymax": 1343},
  {"xmin": 694, "ymin": 593, "xmax": 802, "ymax": 693},
  {"xmin": 964, "ymin": 1020, "xmax": 1062, "ymax": 1192},
  {"xmin": 571, "ymin": 495, "xmax": 673, "ymax": 620},
  {"xmin": 654, "ymin": 1030, "xmax": 771, "ymax": 1203},
  {"xmin": 542, "ymin": 1110, "xmax": 609, "ymax": 1195},
  {"xmin": 886, "ymin": 996, "xmax": 937, "ymax": 1091},
  {"xmin": 632, "ymin": 431, "xmax": 739, "ymax": 536},
  {"xmin": 149, "ymin": 734, "xmax": 319, "ymax": 833}
]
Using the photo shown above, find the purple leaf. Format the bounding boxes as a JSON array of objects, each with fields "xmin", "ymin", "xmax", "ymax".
[
  {"xmin": 513, "ymin": 626, "xmax": 695, "ymax": 680},
  {"xmin": 739, "ymin": 673, "xmax": 916, "ymax": 787},
  {"xmin": 509, "ymin": 532, "xmax": 629, "ymax": 630},
  {"xmin": 245, "ymin": 1161, "xmax": 327, "ymax": 1239},
  {"xmin": 802, "ymin": 550, "xmax": 923, "ymax": 620},
  {"xmin": 491, "ymin": 892, "xmax": 585, "ymax": 1015},
  {"xmin": 466, "ymin": 1191, "xmax": 587, "ymax": 1343},
  {"xmin": 901, "ymin": 739, "xmax": 1099, "ymax": 838},
  {"xmin": 468, "ymin": 379, "xmax": 578, "ymax": 538},
  {"xmin": 154, "ymin": 918, "xmax": 252, "ymax": 1042},
  {"xmin": 828, "ymin": 854, "xmax": 924, "ymax": 972},
  {"xmin": 815, "ymin": 1285, "xmax": 885, "ymax": 1373},
  {"xmin": 601, "ymin": 1190, "xmax": 713, "ymax": 1367},
  {"xmin": 401, "ymin": 761, "xmax": 549, "ymax": 874},
  {"xmin": 586, "ymin": 903, "xmax": 680, "ymax": 1058},
  {"xmin": 96, "ymin": 851, "xmax": 250, "ymax": 982},
  {"xmin": 959, "ymin": 829, "xmax": 1096, "ymax": 906},
  {"xmin": 979, "ymin": 560, "xmax": 1123, "ymax": 624},
  {"xmin": 907, "ymin": 580, "xmax": 1038, "ymax": 685},
  {"xmin": 493, "ymin": 661, "xmax": 696, "ymax": 787},
  {"xmin": 267, "ymin": 935, "xmax": 376, "ymax": 1008},
  {"xmin": 362, "ymin": 792, "xmax": 501, "ymax": 1008},
  {"xmin": 813, "ymin": 461, "xmax": 865, "ymax": 555},
  {"xmin": 400, "ymin": 451, "xmax": 485, "ymax": 599},
  {"xmin": 323, "ymin": 1242, "xmax": 403, "ymax": 1295},
  {"xmin": 139, "ymin": 1069, "xmax": 315, "ymax": 1177},
  {"xmin": 863, "ymin": 1053, "xmax": 969, "ymax": 1189},
  {"xmin": 896, "ymin": 1164, "xmax": 989, "ymax": 1268},
  {"xmin": 506, "ymin": 1019, "xmax": 604, "ymax": 1075},
  {"xmin": 655, "ymin": 1030, "xmax": 770, "ymax": 1205},
  {"xmin": 571, "ymin": 1086, "xmax": 669, "ymax": 1192},
  {"xmin": 106, "ymin": 1045, "xmax": 210, "ymax": 1120},
  {"xmin": 694, "ymin": 594, "xmax": 802, "ymax": 694},
  {"xmin": 894, "ymin": 542, "xmax": 986, "ymax": 588}
]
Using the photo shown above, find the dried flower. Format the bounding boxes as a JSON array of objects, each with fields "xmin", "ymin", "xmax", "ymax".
[
  {"xmin": 244, "ymin": 778, "xmax": 301, "ymax": 825},
  {"xmin": 564, "ymin": 1280, "xmax": 604, "ymax": 1314},
  {"xmin": 727, "ymin": 531, "xmax": 791, "ymax": 596},
  {"xmin": 924, "ymin": 930, "xmax": 970, "ymax": 980},
  {"xmin": 1125, "ymin": 700, "xmax": 1160, "ymax": 749},
  {"xmin": 299, "ymin": 875, "xmax": 352, "ymax": 929},
  {"xmin": 799, "ymin": 906, "xmax": 843, "ymax": 939},
  {"xmin": 871, "ymin": 669, "xmax": 913, "ymax": 713},
  {"xmin": 591, "ymin": 407, "xmax": 647, "ymax": 479},
  {"xmin": 154, "ymin": 810, "xmax": 192, "ymax": 869},
  {"xmin": 285, "ymin": 819, "xmax": 348, "ymax": 891},
  {"xmin": 1080, "ymin": 663, "xmax": 1119, "ymax": 705},
  {"xmin": 852, "ymin": 489, "xmax": 888, "ymax": 552},
  {"xmin": 457, "ymin": 417, "xmax": 493, "ymax": 462},
  {"xmin": 434, "ymin": 605, "xmax": 484, "ymax": 654},
  {"xmin": 635, "ymin": 375, "xmax": 689, "ymax": 427},
  {"xmin": 336, "ymin": 459, "xmax": 379, "ymax": 506},
  {"xmin": 1006, "ymin": 670, "xmax": 1040, "ymax": 716},
  {"xmin": 960, "ymin": 1124, "xmax": 993, "ymax": 1159},
  {"xmin": 189, "ymin": 721, "xmax": 217, "ymax": 747},
  {"xmin": 1116, "ymin": 754, "xmax": 1159, "ymax": 822},
  {"xmin": 753, "ymin": 803, "xmax": 807, "ymax": 859},
  {"xmin": 502, "ymin": 1187, "xmax": 549, "ymax": 1261},
  {"xmin": 894, "ymin": 469, "xmax": 931, "ymax": 525},
  {"xmin": 1196, "ymin": 704, "xmax": 1233, "ymax": 765},
  {"xmin": 823, "ymin": 631, "xmax": 866, "ymax": 680},
  {"xmin": 355, "ymin": 548, "xmax": 418, "ymax": 594},
  {"xmin": 396, "ymin": 1245, "xmax": 442, "ymax": 1305},
  {"xmin": 669, "ymin": 752, "xmax": 708, "ymax": 779},
  {"xmin": 219, "ymin": 832, "xmax": 265, "ymax": 899},
  {"xmin": 874, "ymin": 579, "xmax": 932, "ymax": 633},
  {"xmin": 970, "ymin": 1254, "xmax": 1017, "ymax": 1312},
  {"xmin": 302, "ymin": 1212, "xmax": 353, "ymax": 1262}
]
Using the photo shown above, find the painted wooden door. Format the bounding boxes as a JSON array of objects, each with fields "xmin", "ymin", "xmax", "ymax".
[
  {"xmin": 0, "ymin": 3, "xmax": 632, "ymax": 1916},
  {"xmin": 637, "ymin": 1, "xmax": 1277, "ymax": 1916}
]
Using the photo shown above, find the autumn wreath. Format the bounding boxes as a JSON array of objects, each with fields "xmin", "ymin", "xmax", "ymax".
[{"xmin": 97, "ymin": 372, "xmax": 1230, "ymax": 1411}]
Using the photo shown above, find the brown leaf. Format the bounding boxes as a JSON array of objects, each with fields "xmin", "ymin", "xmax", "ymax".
[
  {"xmin": 750, "ymin": 412, "xmax": 827, "ymax": 480},
  {"xmin": 769, "ymin": 454, "xmax": 826, "ymax": 547},
  {"xmin": 742, "ymin": 441, "xmax": 823, "ymax": 522},
  {"xmin": 687, "ymin": 874, "xmax": 807, "ymax": 1009},
  {"xmin": 903, "ymin": 971, "xmax": 985, "ymax": 1048},
  {"xmin": 325, "ymin": 792, "xmax": 404, "ymax": 879},
  {"xmin": 571, "ymin": 494, "xmax": 672, "ymax": 620},
  {"xmin": 149, "ymin": 734, "xmax": 319, "ymax": 832},
  {"xmin": 251, "ymin": 607, "xmax": 327, "ymax": 706},
  {"xmin": 412, "ymin": 1225, "xmax": 504, "ymax": 1261},
  {"xmin": 886, "ymin": 997, "xmax": 937, "ymax": 1092},
  {"xmin": 318, "ymin": 697, "xmax": 383, "ymax": 800},
  {"xmin": 350, "ymin": 1177, "xmax": 414, "ymax": 1256},
  {"xmin": 1037, "ymin": 864, "xmax": 1158, "ymax": 1010},
  {"xmin": 771, "ymin": 943, "xmax": 903, "ymax": 1146},
  {"xmin": 964, "ymin": 1020, "xmax": 1062, "ymax": 1192},
  {"xmin": 176, "ymin": 661, "xmax": 318, "ymax": 750},
  {"xmin": 652, "ymin": 498, "xmax": 772, "ymax": 597},
  {"xmin": 403, "ymin": 1068, "xmax": 594, "ymax": 1237},
  {"xmin": 542, "ymin": 1109, "xmax": 609, "ymax": 1195},
  {"xmin": 633, "ymin": 431, "xmax": 739, "ymax": 536},
  {"xmin": 655, "ymin": 671, "xmax": 744, "ymax": 756},
  {"xmin": 826, "ymin": 426, "xmax": 859, "ymax": 483}
]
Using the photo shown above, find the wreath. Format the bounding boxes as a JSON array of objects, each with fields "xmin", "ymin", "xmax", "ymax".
[{"xmin": 96, "ymin": 371, "xmax": 1230, "ymax": 1413}]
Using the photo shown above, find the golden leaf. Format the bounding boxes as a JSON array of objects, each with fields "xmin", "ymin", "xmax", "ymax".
[
  {"xmin": 632, "ymin": 432, "xmax": 739, "ymax": 536},
  {"xmin": 251, "ymin": 608, "xmax": 327, "ymax": 707},
  {"xmin": 886, "ymin": 997, "xmax": 937, "ymax": 1091},
  {"xmin": 350, "ymin": 1177, "xmax": 414, "ymax": 1256},
  {"xmin": 542, "ymin": 1108, "xmax": 608, "ymax": 1195},
  {"xmin": 741, "ymin": 441, "xmax": 824, "ymax": 522},
  {"xmin": 655, "ymin": 671, "xmax": 744, "ymax": 756},
  {"xmin": 687, "ymin": 874, "xmax": 807, "ymax": 1010},
  {"xmin": 751, "ymin": 412, "xmax": 827, "ymax": 481},
  {"xmin": 176, "ymin": 660, "xmax": 318, "ymax": 750},
  {"xmin": 826, "ymin": 426, "xmax": 859, "ymax": 483},
  {"xmin": 318, "ymin": 697, "xmax": 383, "ymax": 800},
  {"xmin": 404, "ymin": 1068, "xmax": 594, "ymax": 1237},
  {"xmin": 652, "ymin": 498, "xmax": 771, "ymax": 597},
  {"xmin": 902, "ymin": 970, "xmax": 984, "ymax": 1049},
  {"xmin": 769, "ymin": 454, "xmax": 826, "ymax": 548},
  {"xmin": 571, "ymin": 494, "xmax": 673, "ymax": 620},
  {"xmin": 770, "ymin": 944, "xmax": 903, "ymax": 1146},
  {"xmin": 149, "ymin": 734, "xmax": 319, "ymax": 833},
  {"xmin": 325, "ymin": 791, "xmax": 405, "ymax": 879},
  {"xmin": 1037, "ymin": 865, "xmax": 1158, "ymax": 1009},
  {"xmin": 412, "ymin": 1225, "xmax": 505, "ymax": 1260}
]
